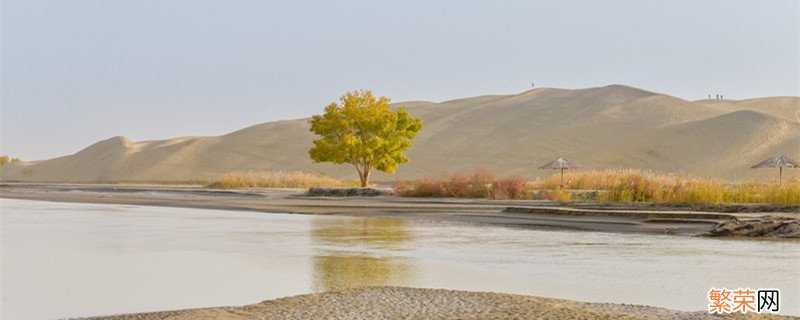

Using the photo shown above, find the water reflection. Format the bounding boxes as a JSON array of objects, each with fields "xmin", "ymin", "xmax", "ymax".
[
  {"xmin": 311, "ymin": 217, "xmax": 412, "ymax": 291},
  {"xmin": 312, "ymin": 255, "xmax": 410, "ymax": 291},
  {"xmin": 311, "ymin": 217, "xmax": 411, "ymax": 249}
]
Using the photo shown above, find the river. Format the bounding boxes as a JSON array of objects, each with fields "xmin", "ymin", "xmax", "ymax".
[{"xmin": 1, "ymin": 198, "xmax": 798, "ymax": 319}]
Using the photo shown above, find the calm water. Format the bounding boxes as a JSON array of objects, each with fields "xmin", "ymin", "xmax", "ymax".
[{"xmin": 2, "ymin": 199, "xmax": 798, "ymax": 319}]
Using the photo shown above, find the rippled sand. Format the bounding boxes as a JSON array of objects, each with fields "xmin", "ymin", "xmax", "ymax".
[{"xmin": 85, "ymin": 287, "xmax": 793, "ymax": 320}]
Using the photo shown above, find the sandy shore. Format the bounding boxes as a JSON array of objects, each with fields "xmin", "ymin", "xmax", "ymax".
[
  {"xmin": 81, "ymin": 287, "xmax": 793, "ymax": 320},
  {"xmin": 1, "ymin": 183, "xmax": 797, "ymax": 237}
]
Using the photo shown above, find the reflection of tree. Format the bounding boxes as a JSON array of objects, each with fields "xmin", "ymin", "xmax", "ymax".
[
  {"xmin": 311, "ymin": 217, "xmax": 411, "ymax": 249},
  {"xmin": 312, "ymin": 255, "xmax": 410, "ymax": 291},
  {"xmin": 311, "ymin": 217, "xmax": 412, "ymax": 291}
]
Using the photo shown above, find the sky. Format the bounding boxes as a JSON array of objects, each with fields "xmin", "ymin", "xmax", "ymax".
[{"xmin": 2, "ymin": 1, "xmax": 799, "ymax": 160}]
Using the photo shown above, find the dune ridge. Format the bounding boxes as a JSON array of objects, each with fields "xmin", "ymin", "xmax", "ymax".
[{"xmin": 2, "ymin": 84, "xmax": 798, "ymax": 183}]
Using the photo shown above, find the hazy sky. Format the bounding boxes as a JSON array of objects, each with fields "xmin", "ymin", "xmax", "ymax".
[{"xmin": 2, "ymin": 1, "xmax": 799, "ymax": 160}]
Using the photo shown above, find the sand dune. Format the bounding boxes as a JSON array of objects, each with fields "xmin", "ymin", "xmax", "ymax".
[{"xmin": 2, "ymin": 84, "xmax": 798, "ymax": 183}]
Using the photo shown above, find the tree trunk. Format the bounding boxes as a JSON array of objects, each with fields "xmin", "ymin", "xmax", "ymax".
[
  {"xmin": 352, "ymin": 161, "xmax": 372, "ymax": 188},
  {"xmin": 360, "ymin": 167, "xmax": 372, "ymax": 188}
]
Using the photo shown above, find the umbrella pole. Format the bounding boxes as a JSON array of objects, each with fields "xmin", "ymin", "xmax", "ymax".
[
  {"xmin": 560, "ymin": 168, "xmax": 564, "ymax": 189},
  {"xmin": 779, "ymin": 167, "xmax": 783, "ymax": 186}
]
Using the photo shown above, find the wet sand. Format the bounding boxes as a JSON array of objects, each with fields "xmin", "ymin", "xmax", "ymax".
[
  {"xmin": 84, "ymin": 287, "xmax": 793, "ymax": 320},
  {"xmin": 1, "ymin": 183, "xmax": 797, "ymax": 237}
]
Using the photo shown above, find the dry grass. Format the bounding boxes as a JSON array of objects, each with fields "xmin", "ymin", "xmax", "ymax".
[
  {"xmin": 535, "ymin": 190, "xmax": 573, "ymax": 202},
  {"xmin": 209, "ymin": 169, "xmax": 798, "ymax": 204},
  {"xmin": 396, "ymin": 168, "xmax": 530, "ymax": 200},
  {"xmin": 207, "ymin": 171, "xmax": 356, "ymax": 189},
  {"xmin": 533, "ymin": 170, "xmax": 800, "ymax": 204},
  {"xmin": 536, "ymin": 169, "xmax": 673, "ymax": 190}
]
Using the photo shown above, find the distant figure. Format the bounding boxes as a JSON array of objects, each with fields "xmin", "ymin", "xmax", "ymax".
[
  {"xmin": 531, "ymin": 82, "xmax": 535, "ymax": 88},
  {"xmin": 720, "ymin": 95, "xmax": 724, "ymax": 100},
  {"xmin": 716, "ymin": 94, "xmax": 719, "ymax": 99},
  {"xmin": 708, "ymin": 94, "xmax": 711, "ymax": 99}
]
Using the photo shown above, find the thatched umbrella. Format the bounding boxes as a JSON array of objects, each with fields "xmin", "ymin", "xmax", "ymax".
[
  {"xmin": 751, "ymin": 155, "xmax": 800, "ymax": 185},
  {"xmin": 539, "ymin": 157, "xmax": 579, "ymax": 188}
]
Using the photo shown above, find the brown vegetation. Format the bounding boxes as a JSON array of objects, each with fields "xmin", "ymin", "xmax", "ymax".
[
  {"xmin": 533, "ymin": 170, "xmax": 800, "ymax": 204},
  {"xmin": 395, "ymin": 168, "xmax": 529, "ymax": 200},
  {"xmin": 398, "ymin": 169, "xmax": 799, "ymax": 204}
]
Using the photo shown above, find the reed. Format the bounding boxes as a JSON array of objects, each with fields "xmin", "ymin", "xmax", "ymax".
[
  {"xmin": 534, "ymin": 170, "xmax": 800, "ymax": 204},
  {"xmin": 208, "ymin": 170, "xmax": 355, "ymax": 189},
  {"xmin": 396, "ymin": 168, "xmax": 530, "ymax": 200}
]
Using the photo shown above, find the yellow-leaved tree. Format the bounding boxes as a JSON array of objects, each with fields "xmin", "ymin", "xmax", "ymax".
[{"xmin": 309, "ymin": 90, "xmax": 423, "ymax": 187}]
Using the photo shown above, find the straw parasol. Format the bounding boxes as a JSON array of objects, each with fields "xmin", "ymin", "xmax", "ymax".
[
  {"xmin": 539, "ymin": 157, "xmax": 579, "ymax": 188},
  {"xmin": 750, "ymin": 155, "xmax": 800, "ymax": 185}
]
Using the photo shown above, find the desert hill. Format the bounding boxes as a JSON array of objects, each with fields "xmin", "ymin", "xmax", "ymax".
[{"xmin": 2, "ymin": 84, "xmax": 798, "ymax": 183}]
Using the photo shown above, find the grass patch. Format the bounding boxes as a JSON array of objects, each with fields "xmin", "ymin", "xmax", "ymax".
[
  {"xmin": 395, "ymin": 168, "xmax": 530, "ymax": 200},
  {"xmin": 207, "ymin": 171, "xmax": 356, "ymax": 189},
  {"xmin": 533, "ymin": 170, "xmax": 800, "ymax": 204},
  {"xmin": 210, "ymin": 169, "xmax": 798, "ymax": 204}
]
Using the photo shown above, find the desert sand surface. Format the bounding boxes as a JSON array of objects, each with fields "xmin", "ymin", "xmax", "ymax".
[
  {"xmin": 2, "ymin": 183, "xmax": 797, "ymax": 237},
  {"xmin": 82, "ymin": 287, "xmax": 794, "ymax": 320},
  {"xmin": 2, "ymin": 84, "xmax": 798, "ymax": 183}
]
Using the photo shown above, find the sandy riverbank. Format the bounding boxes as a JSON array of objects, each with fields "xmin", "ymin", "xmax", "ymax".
[
  {"xmin": 1, "ymin": 183, "xmax": 797, "ymax": 238},
  {"xmin": 81, "ymin": 286, "xmax": 794, "ymax": 320}
]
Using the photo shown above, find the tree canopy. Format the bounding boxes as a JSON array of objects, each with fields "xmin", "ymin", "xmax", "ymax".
[{"xmin": 309, "ymin": 90, "xmax": 423, "ymax": 187}]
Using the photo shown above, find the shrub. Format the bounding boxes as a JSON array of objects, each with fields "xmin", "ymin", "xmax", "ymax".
[
  {"xmin": 491, "ymin": 175, "xmax": 529, "ymax": 200},
  {"xmin": 395, "ymin": 177, "xmax": 447, "ymax": 197},
  {"xmin": 396, "ymin": 168, "xmax": 529, "ymax": 200}
]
